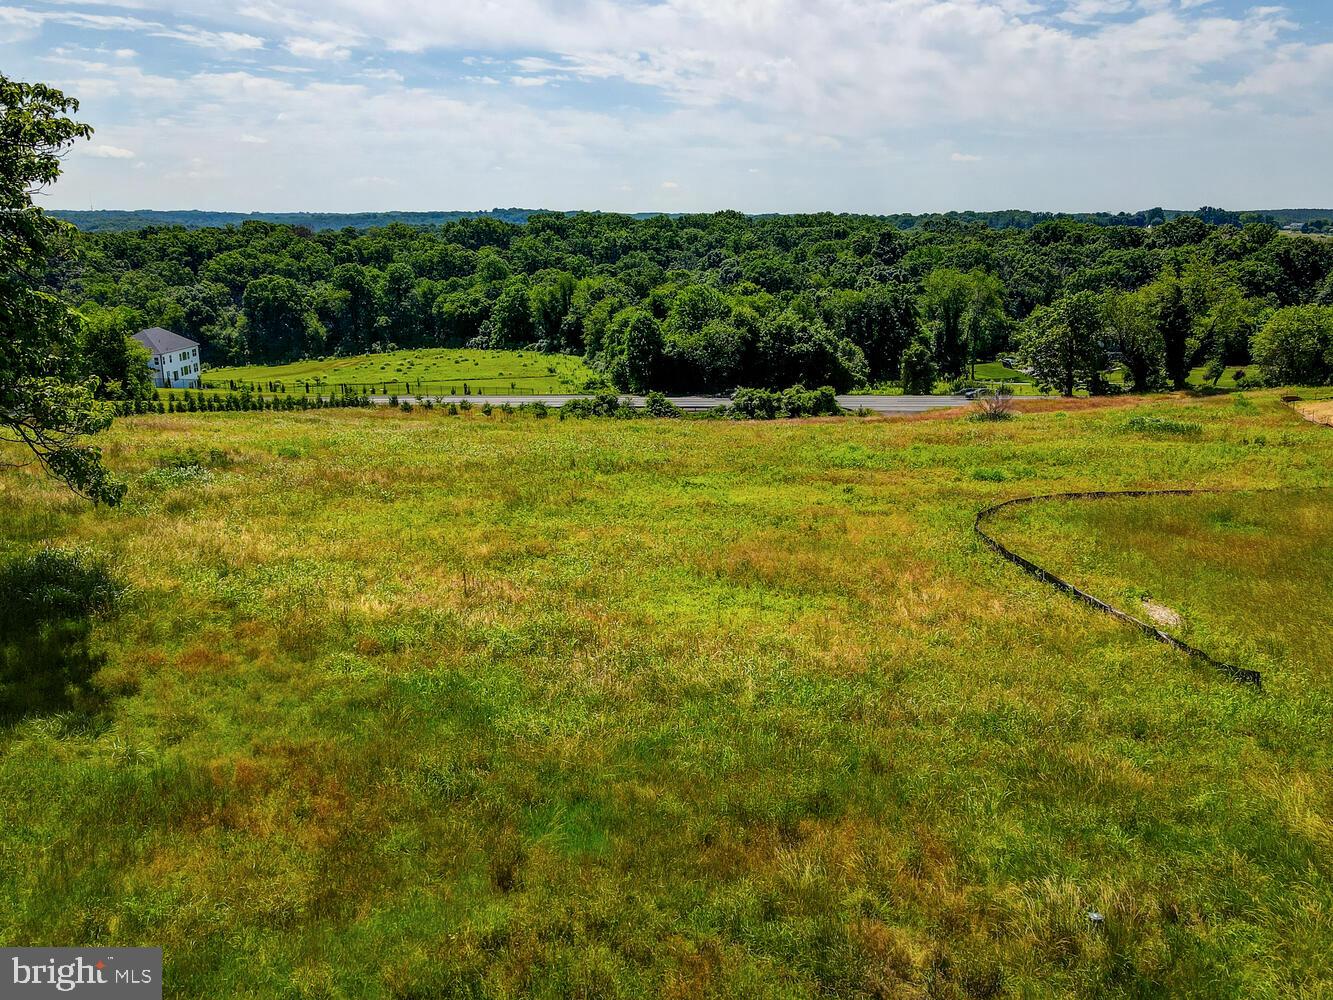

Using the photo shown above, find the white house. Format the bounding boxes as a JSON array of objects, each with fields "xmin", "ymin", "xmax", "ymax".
[{"xmin": 133, "ymin": 327, "xmax": 202, "ymax": 389}]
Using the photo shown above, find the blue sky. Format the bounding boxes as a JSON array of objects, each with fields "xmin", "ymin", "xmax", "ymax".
[{"xmin": 3, "ymin": 0, "xmax": 1331, "ymax": 213}]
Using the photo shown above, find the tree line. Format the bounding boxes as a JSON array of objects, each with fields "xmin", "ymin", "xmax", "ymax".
[
  {"xmin": 7, "ymin": 71, "xmax": 1333, "ymax": 509},
  {"xmin": 58, "ymin": 205, "xmax": 1333, "ymax": 396}
]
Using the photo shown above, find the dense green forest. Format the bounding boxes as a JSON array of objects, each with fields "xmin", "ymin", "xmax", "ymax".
[
  {"xmin": 51, "ymin": 208, "xmax": 552, "ymax": 233},
  {"xmin": 55, "ymin": 210, "xmax": 1333, "ymax": 396},
  {"xmin": 52, "ymin": 206, "xmax": 1333, "ymax": 234}
]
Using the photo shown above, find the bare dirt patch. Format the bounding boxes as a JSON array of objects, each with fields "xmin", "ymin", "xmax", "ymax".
[
  {"xmin": 1295, "ymin": 400, "xmax": 1333, "ymax": 427},
  {"xmin": 1141, "ymin": 598, "xmax": 1183, "ymax": 629}
]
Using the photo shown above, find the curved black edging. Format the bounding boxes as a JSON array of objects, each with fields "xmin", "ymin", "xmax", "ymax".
[{"xmin": 975, "ymin": 490, "xmax": 1263, "ymax": 688}]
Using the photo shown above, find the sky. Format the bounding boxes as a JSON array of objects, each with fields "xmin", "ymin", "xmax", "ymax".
[{"xmin": 3, "ymin": 0, "xmax": 1332, "ymax": 214}]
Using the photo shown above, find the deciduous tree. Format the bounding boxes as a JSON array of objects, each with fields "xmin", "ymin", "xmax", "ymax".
[
  {"xmin": 0, "ymin": 75, "xmax": 125, "ymax": 504},
  {"xmin": 1020, "ymin": 291, "xmax": 1107, "ymax": 397}
]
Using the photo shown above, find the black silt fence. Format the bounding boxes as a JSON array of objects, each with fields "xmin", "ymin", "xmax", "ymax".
[{"xmin": 974, "ymin": 489, "xmax": 1263, "ymax": 688}]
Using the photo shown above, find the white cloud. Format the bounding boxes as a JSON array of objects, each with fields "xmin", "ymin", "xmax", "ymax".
[
  {"xmin": 285, "ymin": 36, "xmax": 350, "ymax": 60},
  {"xmin": 147, "ymin": 0, "xmax": 1303, "ymax": 133},
  {"xmin": 154, "ymin": 26, "xmax": 264, "ymax": 51},
  {"xmin": 239, "ymin": 133, "xmax": 268, "ymax": 143},
  {"xmin": 12, "ymin": 0, "xmax": 1333, "ymax": 212},
  {"xmin": 1059, "ymin": 0, "xmax": 1134, "ymax": 24},
  {"xmin": 87, "ymin": 144, "xmax": 136, "ymax": 158},
  {"xmin": 0, "ymin": 6, "xmax": 264, "ymax": 52}
]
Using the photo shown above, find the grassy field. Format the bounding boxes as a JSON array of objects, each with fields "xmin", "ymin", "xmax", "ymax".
[
  {"xmin": 1, "ymin": 391, "xmax": 1331, "ymax": 997},
  {"xmin": 987, "ymin": 489, "xmax": 1333, "ymax": 681},
  {"xmin": 202, "ymin": 348, "xmax": 601, "ymax": 396}
]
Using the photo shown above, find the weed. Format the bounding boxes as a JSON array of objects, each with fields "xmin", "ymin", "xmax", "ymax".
[{"xmin": 1125, "ymin": 415, "xmax": 1204, "ymax": 437}]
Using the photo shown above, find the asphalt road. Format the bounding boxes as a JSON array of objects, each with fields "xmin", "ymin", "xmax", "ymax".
[{"xmin": 368, "ymin": 393, "xmax": 970, "ymax": 414}]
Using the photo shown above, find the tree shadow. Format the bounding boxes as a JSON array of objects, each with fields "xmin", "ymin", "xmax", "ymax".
[{"xmin": 0, "ymin": 549, "xmax": 123, "ymax": 725}]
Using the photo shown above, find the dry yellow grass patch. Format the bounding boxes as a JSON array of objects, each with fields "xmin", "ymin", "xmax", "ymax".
[{"xmin": 1295, "ymin": 399, "xmax": 1333, "ymax": 426}]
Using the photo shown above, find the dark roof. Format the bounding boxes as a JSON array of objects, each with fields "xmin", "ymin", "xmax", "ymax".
[{"xmin": 133, "ymin": 327, "xmax": 198, "ymax": 355}]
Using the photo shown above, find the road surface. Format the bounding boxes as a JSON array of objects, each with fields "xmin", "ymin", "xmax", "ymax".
[{"xmin": 367, "ymin": 393, "xmax": 970, "ymax": 414}]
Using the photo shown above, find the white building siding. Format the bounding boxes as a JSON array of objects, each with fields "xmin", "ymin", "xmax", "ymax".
[{"xmin": 149, "ymin": 346, "xmax": 202, "ymax": 389}]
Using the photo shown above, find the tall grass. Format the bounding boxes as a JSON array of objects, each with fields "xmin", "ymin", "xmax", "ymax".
[{"xmin": 0, "ymin": 391, "xmax": 1330, "ymax": 997}]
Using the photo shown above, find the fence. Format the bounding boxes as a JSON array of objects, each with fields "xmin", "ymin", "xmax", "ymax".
[
  {"xmin": 199, "ymin": 378, "xmax": 555, "ymax": 397},
  {"xmin": 974, "ymin": 490, "xmax": 1263, "ymax": 688}
]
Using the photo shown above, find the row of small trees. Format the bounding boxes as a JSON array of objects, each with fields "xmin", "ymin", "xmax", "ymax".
[{"xmin": 112, "ymin": 392, "xmax": 373, "ymax": 416}]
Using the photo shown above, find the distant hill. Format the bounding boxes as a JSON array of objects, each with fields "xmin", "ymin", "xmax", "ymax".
[
  {"xmin": 47, "ymin": 206, "xmax": 1333, "ymax": 233},
  {"xmin": 47, "ymin": 208, "xmax": 557, "ymax": 232}
]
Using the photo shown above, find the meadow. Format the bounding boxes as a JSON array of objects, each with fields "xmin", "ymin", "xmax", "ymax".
[
  {"xmin": 202, "ymin": 348, "xmax": 601, "ymax": 396},
  {"xmin": 1, "ymin": 390, "xmax": 1331, "ymax": 998}
]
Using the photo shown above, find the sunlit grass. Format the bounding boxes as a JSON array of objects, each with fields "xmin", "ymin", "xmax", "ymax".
[
  {"xmin": 987, "ymin": 489, "xmax": 1333, "ymax": 684},
  {"xmin": 1, "ymin": 390, "xmax": 1330, "ymax": 997},
  {"xmin": 203, "ymin": 347, "xmax": 600, "ymax": 396}
]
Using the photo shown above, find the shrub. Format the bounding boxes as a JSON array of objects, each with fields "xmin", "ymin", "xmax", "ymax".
[
  {"xmin": 644, "ymin": 392, "xmax": 682, "ymax": 418},
  {"xmin": 730, "ymin": 385, "xmax": 841, "ymax": 419},
  {"xmin": 399, "ymin": 401, "xmax": 413, "ymax": 413},
  {"xmin": 563, "ymin": 391, "xmax": 631, "ymax": 419},
  {"xmin": 969, "ymin": 386, "xmax": 1017, "ymax": 421},
  {"xmin": 729, "ymin": 387, "xmax": 781, "ymax": 420}
]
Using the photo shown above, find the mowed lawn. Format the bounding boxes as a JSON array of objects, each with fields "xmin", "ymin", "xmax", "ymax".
[
  {"xmin": 203, "ymin": 348, "xmax": 600, "ymax": 395},
  {"xmin": 1, "ymin": 392, "xmax": 1331, "ymax": 998}
]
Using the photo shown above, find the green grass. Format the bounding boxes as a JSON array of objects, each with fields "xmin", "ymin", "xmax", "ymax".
[
  {"xmin": 1185, "ymin": 365, "xmax": 1252, "ymax": 390},
  {"xmin": 203, "ymin": 348, "xmax": 601, "ymax": 396},
  {"xmin": 971, "ymin": 360, "xmax": 1034, "ymax": 384},
  {"xmin": 986, "ymin": 490, "xmax": 1333, "ymax": 682},
  {"xmin": 1, "ymin": 391, "xmax": 1331, "ymax": 997}
]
